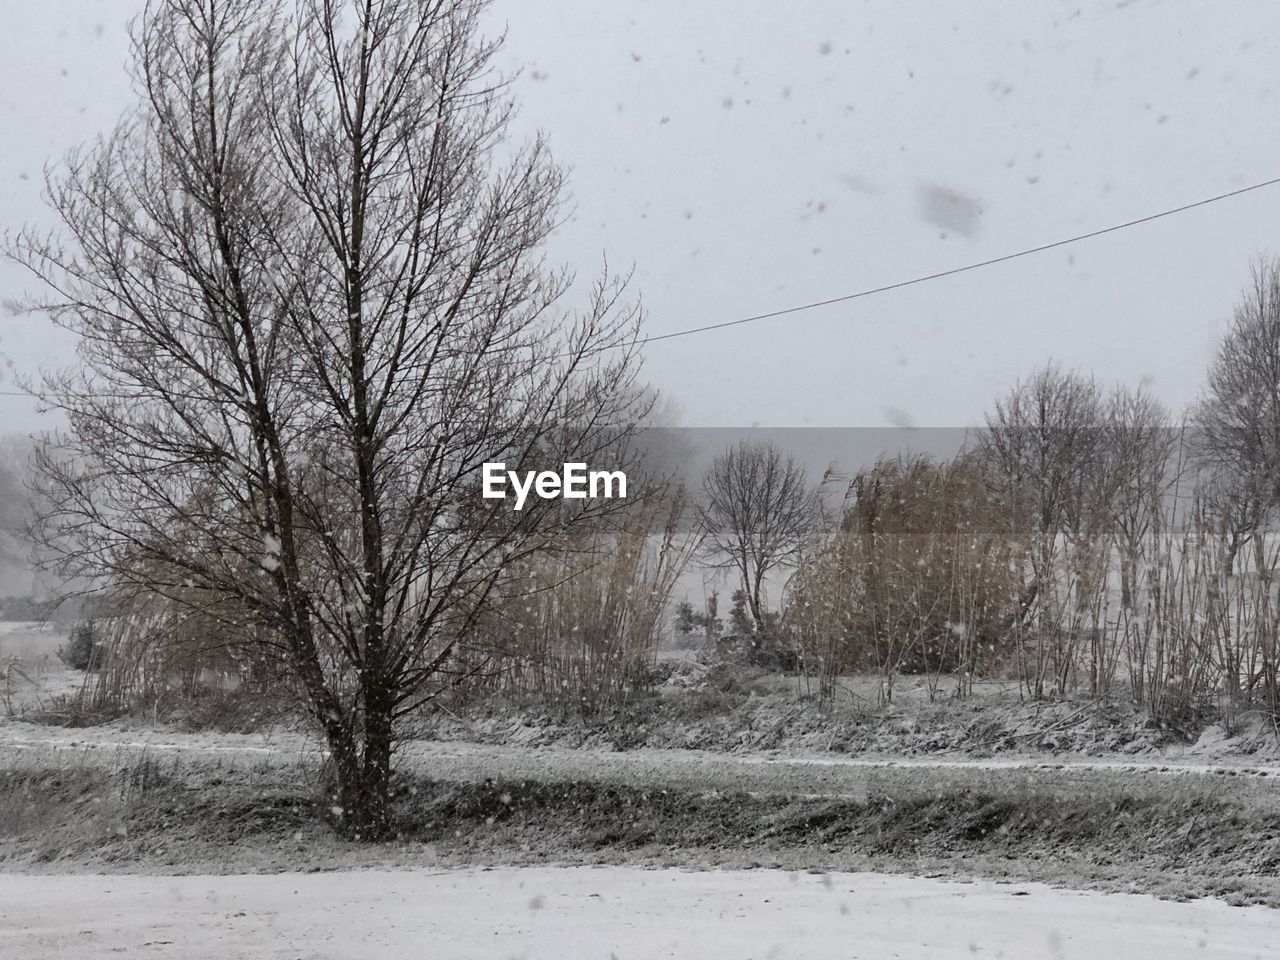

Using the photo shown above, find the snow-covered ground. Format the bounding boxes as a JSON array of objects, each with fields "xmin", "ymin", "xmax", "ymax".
[
  {"xmin": 8, "ymin": 717, "xmax": 1280, "ymax": 775},
  {"xmin": 0, "ymin": 621, "xmax": 83, "ymax": 714},
  {"xmin": 4, "ymin": 720, "xmax": 1280, "ymax": 811},
  {"xmin": 0, "ymin": 621, "xmax": 64, "ymax": 657},
  {"xmin": 2, "ymin": 866, "xmax": 1275, "ymax": 959}
]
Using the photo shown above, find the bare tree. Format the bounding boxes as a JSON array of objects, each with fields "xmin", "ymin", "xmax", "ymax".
[
  {"xmin": 980, "ymin": 363, "xmax": 1108, "ymax": 696},
  {"xmin": 981, "ymin": 363, "xmax": 1107, "ymax": 544},
  {"xmin": 1191, "ymin": 460, "xmax": 1269, "ymax": 578},
  {"xmin": 1085, "ymin": 384, "xmax": 1177, "ymax": 697},
  {"xmin": 1194, "ymin": 258, "xmax": 1280, "ymax": 509},
  {"xmin": 698, "ymin": 440, "xmax": 820, "ymax": 635},
  {"xmin": 1103, "ymin": 384, "xmax": 1177, "ymax": 609},
  {"xmin": 8, "ymin": 0, "xmax": 648, "ymax": 838},
  {"xmin": 1188, "ymin": 258, "xmax": 1280, "ymax": 591}
]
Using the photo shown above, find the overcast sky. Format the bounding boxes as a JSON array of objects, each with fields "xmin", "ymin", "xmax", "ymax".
[{"xmin": 3, "ymin": 0, "xmax": 1279, "ymax": 432}]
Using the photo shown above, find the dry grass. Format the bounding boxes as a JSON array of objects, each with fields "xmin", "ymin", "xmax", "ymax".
[
  {"xmin": 451, "ymin": 500, "xmax": 698, "ymax": 712},
  {"xmin": 3, "ymin": 753, "xmax": 1279, "ymax": 906}
]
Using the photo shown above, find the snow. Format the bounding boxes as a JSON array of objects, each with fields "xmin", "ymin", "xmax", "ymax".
[
  {"xmin": 6, "ymin": 721, "xmax": 1280, "ymax": 830},
  {"xmin": 0, "ymin": 621, "xmax": 65, "ymax": 659},
  {"xmin": 6, "ymin": 719, "xmax": 1280, "ymax": 781},
  {"xmin": 0, "ymin": 624, "xmax": 84, "ymax": 713},
  {"xmin": 1, "ymin": 866, "xmax": 1274, "ymax": 959}
]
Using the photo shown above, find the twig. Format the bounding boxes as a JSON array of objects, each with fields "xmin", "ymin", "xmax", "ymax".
[{"xmin": 964, "ymin": 698, "xmax": 1100, "ymax": 751}]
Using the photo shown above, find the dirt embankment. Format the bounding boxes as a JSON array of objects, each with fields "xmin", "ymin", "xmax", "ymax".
[
  {"xmin": 415, "ymin": 667, "xmax": 1280, "ymax": 763},
  {"xmin": 2, "ymin": 756, "xmax": 1280, "ymax": 907},
  {"xmin": 5, "ymin": 721, "xmax": 1280, "ymax": 811},
  {"xmin": 4, "ymin": 671, "xmax": 1280, "ymax": 907}
]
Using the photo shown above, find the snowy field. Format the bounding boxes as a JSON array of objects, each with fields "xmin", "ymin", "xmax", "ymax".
[
  {"xmin": 0, "ymin": 622, "xmax": 84, "ymax": 716},
  {"xmin": 0, "ymin": 621, "xmax": 64, "ymax": 662},
  {"xmin": 3, "ymin": 866, "xmax": 1276, "ymax": 959}
]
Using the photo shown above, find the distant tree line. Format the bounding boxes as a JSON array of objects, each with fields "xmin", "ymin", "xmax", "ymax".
[{"xmin": 695, "ymin": 259, "xmax": 1280, "ymax": 726}]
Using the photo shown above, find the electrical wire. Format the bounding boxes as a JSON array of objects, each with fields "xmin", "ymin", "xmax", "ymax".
[{"xmin": 2, "ymin": 173, "xmax": 1278, "ymax": 398}]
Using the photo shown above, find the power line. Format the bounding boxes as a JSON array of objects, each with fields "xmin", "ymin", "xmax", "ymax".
[
  {"xmin": 635, "ymin": 174, "xmax": 1280, "ymax": 346},
  {"xmin": 2, "ymin": 173, "xmax": 1278, "ymax": 399}
]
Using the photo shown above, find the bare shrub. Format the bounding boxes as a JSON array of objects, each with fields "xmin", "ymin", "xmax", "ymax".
[
  {"xmin": 1128, "ymin": 501, "xmax": 1280, "ymax": 729},
  {"xmin": 786, "ymin": 452, "xmax": 1023, "ymax": 702},
  {"xmin": 450, "ymin": 494, "xmax": 697, "ymax": 712},
  {"xmin": 672, "ymin": 593, "xmax": 722, "ymax": 650},
  {"xmin": 58, "ymin": 620, "xmax": 105, "ymax": 673},
  {"xmin": 78, "ymin": 581, "xmax": 292, "ymax": 728}
]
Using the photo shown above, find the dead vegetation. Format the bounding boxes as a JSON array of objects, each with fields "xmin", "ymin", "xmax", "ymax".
[
  {"xmin": 419, "ymin": 666, "xmax": 1280, "ymax": 759},
  {"xmin": 3, "ymin": 756, "xmax": 1279, "ymax": 907}
]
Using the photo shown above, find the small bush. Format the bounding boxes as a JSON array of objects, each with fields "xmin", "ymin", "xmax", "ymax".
[{"xmin": 59, "ymin": 620, "xmax": 105, "ymax": 672}]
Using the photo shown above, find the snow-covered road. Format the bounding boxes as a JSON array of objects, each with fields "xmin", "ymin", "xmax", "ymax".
[{"xmin": 2, "ymin": 866, "xmax": 1275, "ymax": 959}]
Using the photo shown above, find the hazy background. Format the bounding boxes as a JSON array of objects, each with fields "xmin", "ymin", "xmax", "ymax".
[
  {"xmin": 3, "ymin": 1, "xmax": 1279, "ymax": 433},
  {"xmin": 2, "ymin": 2, "xmax": 1279, "ymax": 433}
]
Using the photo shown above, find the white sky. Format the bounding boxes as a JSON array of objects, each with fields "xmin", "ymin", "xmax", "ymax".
[{"xmin": 2, "ymin": 0, "xmax": 1279, "ymax": 431}]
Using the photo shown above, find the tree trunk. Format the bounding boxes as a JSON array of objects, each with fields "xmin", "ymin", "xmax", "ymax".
[
  {"xmin": 327, "ymin": 685, "xmax": 395, "ymax": 841},
  {"xmin": 748, "ymin": 571, "xmax": 768, "ymax": 636}
]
